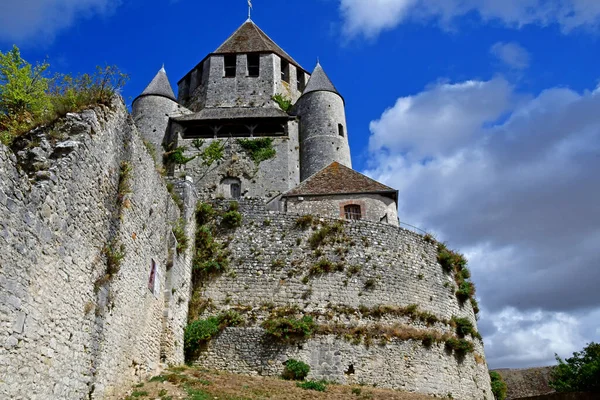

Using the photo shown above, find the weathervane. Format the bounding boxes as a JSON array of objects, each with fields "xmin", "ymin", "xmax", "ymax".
[{"xmin": 248, "ymin": 0, "xmax": 253, "ymax": 20}]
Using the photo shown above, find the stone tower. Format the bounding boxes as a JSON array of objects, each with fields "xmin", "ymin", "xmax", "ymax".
[
  {"xmin": 294, "ymin": 62, "xmax": 351, "ymax": 181},
  {"xmin": 132, "ymin": 66, "xmax": 181, "ymax": 159}
]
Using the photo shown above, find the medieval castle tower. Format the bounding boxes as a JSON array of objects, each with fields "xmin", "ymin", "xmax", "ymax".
[{"xmin": 0, "ymin": 18, "xmax": 493, "ymax": 400}]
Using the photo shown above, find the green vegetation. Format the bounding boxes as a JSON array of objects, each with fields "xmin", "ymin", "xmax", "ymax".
[
  {"xmin": 222, "ymin": 211, "xmax": 242, "ymax": 228},
  {"xmin": 295, "ymin": 215, "xmax": 314, "ymax": 230},
  {"xmin": 489, "ymin": 371, "xmax": 507, "ymax": 400},
  {"xmin": 195, "ymin": 202, "xmax": 216, "ymax": 225},
  {"xmin": 163, "ymin": 140, "xmax": 225, "ymax": 167},
  {"xmin": 272, "ymin": 93, "xmax": 293, "ymax": 112},
  {"xmin": 262, "ymin": 316, "xmax": 316, "ymax": 342},
  {"xmin": 297, "ymin": 381, "xmax": 327, "ymax": 392},
  {"xmin": 550, "ymin": 342, "xmax": 600, "ymax": 393},
  {"xmin": 308, "ymin": 221, "xmax": 346, "ymax": 249},
  {"xmin": 0, "ymin": 46, "xmax": 128, "ymax": 146},
  {"xmin": 184, "ymin": 311, "xmax": 243, "ymax": 361},
  {"xmin": 444, "ymin": 338, "xmax": 475, "ymax": 355},
  {"xmin": 172, "ymin": 219, "xmax": 189, "ymax": 254},
  {"xmin": 451, "ymin": 316, "xmax": 482, "ymax": 340},
  {"xmin": 282, "ymin": 359, "xmax": 310, "ymax": 381},
  {"xmin": 94, "ymin": 239, "xmax": 126, "ymax": 292},
  {"xmin": 437, "ymin": 243, "xmax": 479, "ymax": 316},
  {"xmin": 117, "ymin": 161, "xmax": 133, "ymax": 209},
  {"xmin": 237, "ymin": 137, "xmax": 277, "ymax": 164},
  {"xmin": 309, "ymin": 258, "xmax": 343, "ymax": 275}
]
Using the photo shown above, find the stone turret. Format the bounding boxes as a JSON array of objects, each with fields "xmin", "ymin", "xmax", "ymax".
[
  {"xmin": 132, "ymin": 67, "xmax": 181, "ymax": 160},
  {"xmin": 294, "ymin": 62, "xmax": 351, "ymax": 181}
]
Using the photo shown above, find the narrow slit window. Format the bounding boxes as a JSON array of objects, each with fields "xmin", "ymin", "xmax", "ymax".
[
  {"xmin": 344, "ymin": 205, "xmax": 362, "ymax": 221},
  {"xmin": 338, "ymin": 124, "xmax": 345, "ymax": 137},
  {"xmin": 247, "ymin": 54, "xmax": 260, "ymax": 77},
  {"xmin": 196, "ymin": 62, "xmax": 204, "ymax": 86},
  {"xmin": 281, "ymin": 59, "xmax": 290, "ymax": 83},
  {"xmin": 297, "ymin": 70, "xmax": 305, "ymax": 91},
  {"xmin": 224, "ymin": 55, "xmax": 237, "ymax": 77}
]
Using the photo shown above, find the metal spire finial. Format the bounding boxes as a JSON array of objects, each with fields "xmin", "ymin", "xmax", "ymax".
[{"xmin": 247, "ymin": 0, "xmax": 253, "ymax": 20}]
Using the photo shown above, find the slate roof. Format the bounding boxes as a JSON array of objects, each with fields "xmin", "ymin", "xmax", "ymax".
[
  {"xmin": 303, "ymin": 62, "xmax": 340, "ymax": 97},
  {"xmin": 282, "ymin": 162, "xmax": 398, "ymax": 201},
  {"xmin": 173, "ymin": 107, "xmax": 291, "ymax": 122},
  {"xmin": 138, "ymin": 67, "xmax": 176, "ymax": 101},
  {"xmin": 214, "ymin": 20, "xmax": 304, "ymax": 71}
]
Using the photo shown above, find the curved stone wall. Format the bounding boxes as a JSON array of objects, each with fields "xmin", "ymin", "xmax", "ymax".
[{"xmin": 192, "ymin": 199, "xmax": 493, "ymax": 399}]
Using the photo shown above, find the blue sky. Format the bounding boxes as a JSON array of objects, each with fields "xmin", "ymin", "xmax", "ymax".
[{"xmin": 2, "ymin": 0, "xmax": 600, "ymax": 370}]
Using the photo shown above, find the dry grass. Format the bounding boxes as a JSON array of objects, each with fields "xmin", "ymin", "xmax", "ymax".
[{"xmin": 118, "ymin": 366, "xmax": 437, "ymax": 400}]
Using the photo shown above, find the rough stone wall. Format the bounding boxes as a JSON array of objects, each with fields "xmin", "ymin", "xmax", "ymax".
[
  {"xmin": 191, "ymin": 199, "xmax": 492, "ymax": 399},
  {"xmin": 285, "ymin": 193, "xmax": 399, "ymax": 227},
  {"xmin": 294, "ymin": 91, "xmax": 352, "ymax": 181},
  {"xmin": 0, "ymin": 100, "xmax": 190, "ymax": 399},
  {"xmin": 174, "ymin": 123, "xmax": 300, "ymax": 201}
]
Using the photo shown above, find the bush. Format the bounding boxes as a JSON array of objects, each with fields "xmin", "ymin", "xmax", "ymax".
[
  {"xmin": 196, "ymin": 202, "xmax": 215, "ymax": 226},
  {"xmin": 308, "ymin": 222, "xmax": 345, "ymax": 249},
  {"xmin": 282, "ymin": 359, "xmax": 310, "ymax": 381},
  {"xmin": 272, "ymin": 93, "xmax": 293, "ymax": 112},
  {"xmin": 451, "ymin": 316, "xmax": 481, "ymax": 340},
  {"xmin": 184, "ymin": 316, "xmax": 220, "ymax": 358},
  {"xmin": 237, "ymin": 137, "xmax": 277, "ymax": 164},
  {"xmin": 262, "ymin": 316, "xmax": 316, "ymax": 342},
  {"xmin": 456, "ymin": 281, "xmax": 475, "ymax": 302},
  {"xmin": 221, "ymin": 211, "xmax": 242, "ymax": 228},
  {"xmin": 490, "ymin": 371, "xmax": 507, "ymax": 400},
  {"xmin": 445, "ymin": 338, "xmax": 475, "ymax": 355},
  {"xmin": 172, "ymin": 219, "xmax": 189, "ymax": 254},
  {"xmin": 295, "ymin": 215, "xmax": 314, "ymax": 230},
  {"xmin": 297, "ymin": 381, "xmax": 326, "ymax": 392},
  {"xmin": 550, "ymin": 342, "xmax": 600, "ymax": 393},
  {"xmin": 309, "ymin": 259, "xmax": 337, "ymax": 275}
]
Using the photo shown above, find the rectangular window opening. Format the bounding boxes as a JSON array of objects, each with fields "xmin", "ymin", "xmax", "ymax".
[
  {"xmin": 338, "ymin": 124, "xmax": 345, "ymax": 137},
  {"xmin": 344, "ymin": 205, "xmax": 362, "ymax": 221},
  {"xmin": 297, "ymin": 70, "xmax": 305, "ymax": 92},
  {"xmin": 196, "ymin": 62, "xmax": 204, "ymax": 86},
  {"xmin": 281, "ymin": 59, "xmax": 290, "ymax": 83},
  {"xmin": 224, "ymin": 55, "xmax": 237, "ymax": 78},
  {"xmin": 247, "ymin": 54, "xmax": 260, "ymax": 77}
]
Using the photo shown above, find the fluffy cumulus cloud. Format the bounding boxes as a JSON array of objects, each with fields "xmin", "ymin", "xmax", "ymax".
[
  {"xmin": 490, "ymin": 42, "xmax": 531, "ymax": 70},
  {"xmin": 0, "ymin": 0, "xmax": 121, "ymax": 43},
  {"xmin": 340, "ymin": 0, "xmax": 600, "ymax": 38},
  {"xmin": 364, "ymin": 78, "xmax": 600, "ymax": 368}
]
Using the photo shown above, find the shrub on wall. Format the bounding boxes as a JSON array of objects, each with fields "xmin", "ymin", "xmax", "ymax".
[
  {"xmin": 282, "ymin": 359, "xmax": 310, "ymax": 381},
  {"xmin": 237, "ymin": 137, "xmax": 277, "ymax": 165},
  {"xmin": 490, "ymin": 371, "xmax": 507, "ymax": 400},
  {"xmin": 451, "ymin": 316, "xmax": 482, "ymax": 340},
  {"xmin": 172, "ymin": 218, "xmax": 189, "ymax": 254},
  {"xmin": 308, "ymin": 221, "xmax": 346, "ymax": 249},
  {"xmin": 184, "ymin": 311, "xmax": 244, "ymax": 361},
  {"xmin": 437, "ymin": 243, "xmax": 480, "ymax": 316},
  {"xmin": 262, "ymin": 316, "xmax": 316, "ymax": 342}
]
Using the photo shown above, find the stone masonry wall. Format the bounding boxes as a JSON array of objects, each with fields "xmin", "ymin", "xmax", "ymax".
[
  {"xmin": 191, "ymin": 199, "xmax": 493, "ymax": 399},
  {"xmin": 0, "ymin": 99, "xmax": 192, "ymax": 399}
]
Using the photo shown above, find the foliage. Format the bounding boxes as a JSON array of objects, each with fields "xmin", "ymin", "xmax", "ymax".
[
  {"xmin": 437, "ymin": 243, "xmax": 479, "ymax": 316},
  {"xmin": 262, "ymin": 316, "xmax": 316, "ymax": 342},
  {"xmin": 163, "ymin": 145, "xmax": 195, "ymax": 165},
  {"xmin": 117, "ymin": 161, "xmax": 133, "ymax": 206},
  {"xmin": 195, "ymin": 202, "xmax": 215, "ymax": 226},
  {"xmin": 184, "ymin": 311, "xmax": 244, "ymax": 361},
  {"xmin": 550, "ymin": 342, "xmax": 600, "ymax": 393},
  {"xmin": 199, "ymin": 140, "xmax": 225, "ymax": 167},
  {"xmin": 445, "ymin": 338, "xmax": 475, "ymax": 355},
  {"xmin": 221, "ymin": 210, "xmax": 242, "ymax": 228},
  {"xmin": 272, "ymin": 93, "xmax": 293, "ymax": 112},
  {"xmin": 308, "ymin": 221, "xmax": 345, "ymax": 249},
  {"xmin": 237, "ymin": 137, "xmax": 276, "ymax": 165},
  {"xmin": 103, "ymin": 240, "xmax": 125, "ymax": 277},
  {"xmin": 295, "ymin": 215, "xmax": 314, "ymax": 230},
  {"xmin": 282, "ymin": 359, "xmax": 310, "ymax": 381},
  {"xmin": 451, "ymin": 316, "xmax": 482, "ymax": 340},
  {"xmin": 193, "ymin": 226, "xmax": 229, "ymax": 275},
  {"xmin": 172, "ymin": 219, "xmax": 189, "ymax": 254},
  {"xmin": 0, "ymin": 46, "xmax": 127, "ymax": 145},
  {"xmin": 490, "ymin": 371, "xmax": 507, "ymax": 400},
  {"xmin": 297, "ymin": 381, "xmax": 327, "ymax": 392},
  {"xmin": 309, "ymin": 259, "xmax": 342, "ymax": 275}
]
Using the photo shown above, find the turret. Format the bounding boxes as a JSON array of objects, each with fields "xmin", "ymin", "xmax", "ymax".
[
  {"xmin": 132, "ymin": 66, "xmax": 181, "ymax": 160},
  {"xmin": 294, "ymin": 62, "xmax": 351, "ymax": 181}
]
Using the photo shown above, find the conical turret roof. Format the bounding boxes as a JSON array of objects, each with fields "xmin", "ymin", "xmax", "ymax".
[
  {"xmin": 302, "ymin": 62, "xmax": 340, "ymax": 97},
  {"xmin": 214, "ymin": 20, "xmax": 304, "ymax": 71},
  {"xmin": 139, "ymin": 66, "xmax": 176, "ymax": 101}
]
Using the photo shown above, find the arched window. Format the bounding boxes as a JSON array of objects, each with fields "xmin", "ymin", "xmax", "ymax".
[{"xmin": 344, "ymin": 204, "xmax": 362, "ymax": 220}]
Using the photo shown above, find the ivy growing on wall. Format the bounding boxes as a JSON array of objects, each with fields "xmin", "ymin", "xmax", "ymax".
[
  {"xmin": 237, "ymin": 138, "xmax": 276, "ymax": 165},
  {"xmin": 272, "ymin": 93, "xmax": 293, "ymax": 112}
]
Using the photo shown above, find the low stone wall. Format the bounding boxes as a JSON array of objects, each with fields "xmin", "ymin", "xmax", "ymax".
[
  {"xmin": 0, "ymin": 100, "xmax": 191, "ymax": 399},
  {"xmin": 192, "ymin": 199, "xmax": 493, "ymax": 399}
]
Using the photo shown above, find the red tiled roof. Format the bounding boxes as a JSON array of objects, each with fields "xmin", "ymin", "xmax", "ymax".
[{"xmin": 282, "ymin": 162, "xmax": 397, "ymax": 201}]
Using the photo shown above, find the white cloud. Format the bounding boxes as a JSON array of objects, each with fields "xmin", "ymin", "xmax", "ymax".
[
  {"xmin": 491, "ymin": 42, "xmax": 531, "ymax": 70},
  {"xmin": 364, "ymin": 77, "xmax": 600, "ymax": 368},
  {"xmin": 340, "ymin": 0, "xmax": 600, "ymax": 38},
  {"xmin": 0, "ymin": 0, "xmax": 121, "ymax": 43}
]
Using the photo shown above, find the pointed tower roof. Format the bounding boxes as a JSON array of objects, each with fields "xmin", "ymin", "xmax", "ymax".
[
  {"xmin": 282, "ymin": 162, "xmax": 398, "ymax": 202},
  {"xmin": 138, "ymin": 66, "xmax": 176, "ymax": 101},
  {"xmin": 302, "ymin": 61, "xmax": 341, "ymax": 98},
  {"xmin": 214, "ymin": 20, "xmax": 304, "ymax": 71}
]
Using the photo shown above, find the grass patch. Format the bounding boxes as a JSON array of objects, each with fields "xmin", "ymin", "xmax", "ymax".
[
  {"xmin": 295, "ymin": 215, "xmax": 314, "ymax": 230},
  {"xmin": 262, "ymin": 316, "xmax": 316, "ymax": 342},
  {"xmin": 308, "ymin": 221, "xmax": 346, "ymax": 249},
  {"xmin": 297, "ymin": 381, "xmax": 327, "ymax": 392},
  {"xmin": 184, "ymin": 311, "xmax": 243, "ymax": 361}
]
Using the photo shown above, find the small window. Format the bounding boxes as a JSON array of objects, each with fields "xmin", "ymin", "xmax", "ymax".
[
  {"xmin": 247, "ymin": 54, "xmax": 260, "ymax": 77},
  {"xmin": 231, "ymin": 183, "xmax": 241, "ymax": 199},
  {"xmin": 338, "ymin": 124, "xmax": 345, "ymax": 137},
  {"xmin": 344, "ymin": 205, "xmax": 362, "ymax": 221},
  {"xmin": 297, "ymin": 70, "xmax": 305, "ymax": 91},
  {"xmin": 224, "ymin": 55, "xmax": 236, "ymax": 77},
  {"xmin": 281, "ymin": 59, "xmax": 290, "ymax": 83},
  {"xmin": 196, "ymin": 62, "xmax": 204, "ymax": 86}
]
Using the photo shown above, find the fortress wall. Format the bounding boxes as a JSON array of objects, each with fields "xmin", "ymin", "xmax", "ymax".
[
  {"xmin": 177, "ymin": 129, "xmax": 300, "ymax": 201},
  {"xmin": 192, "ymin": 199, "xmax": 492, "ymax": 399},
  {"xmin": 0, "ymin": 101, "xmax": 189, "ymax": 400}
]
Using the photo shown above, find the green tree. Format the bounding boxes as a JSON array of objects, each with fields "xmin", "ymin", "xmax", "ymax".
[{"xmin": 550, "ymin": 342, "xmax": 600, "ymax": 393}]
